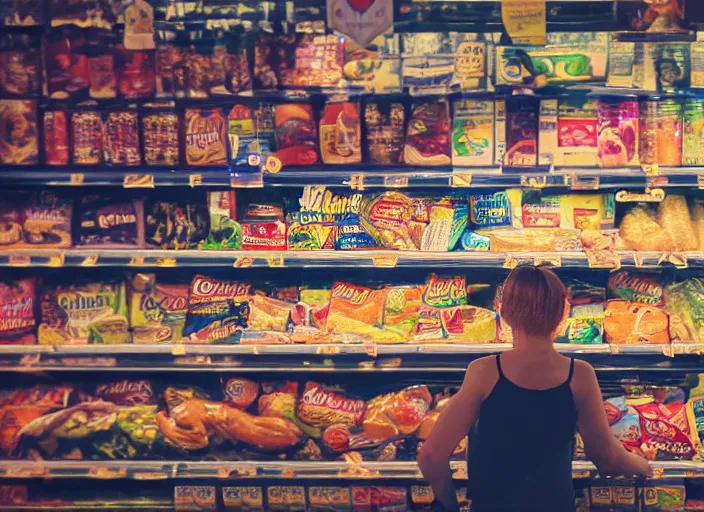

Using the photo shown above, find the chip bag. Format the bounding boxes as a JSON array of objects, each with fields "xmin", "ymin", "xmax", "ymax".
[
  {"xmin": 0, "ymin": 278, "xmax": 38, "ymax": 345},
  {"xmin": 129, "ymin": 274, "xmax": 188, "ymax": 344}
]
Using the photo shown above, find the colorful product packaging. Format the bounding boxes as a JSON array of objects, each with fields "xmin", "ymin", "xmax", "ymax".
[
  {"xmin": 452, "ymin": 99, "xmax": 494, "ymax": 167},
  {"xmin": 71, "ymin": 110, "xmax": 103, "ymax": 165},
  {"xmin": 325, "ymin": 282, "xmax": 391, "ymax": 342},
  {"xmin": 129, "ymin": 274, "xmax": 188, "ymax": 344},
  {"xmin": 0, "ymin": 100, "xmax": 38, "ymax": 165},
  {"xmin": 103, "ymin": 110, "xmax": 140, "ymax": 166},
  {"xmin": 185, "ymin": 108, "xmax": 228, "ymax": 166},
  {"xmin": 308, "ymin": 487, "xmax": 352, "ymax": 511},
  {"xmin": 43, "ymin": 109, "xmax": 69, "ymax": 166},
  {"xmin": 358, "ymin": 192, "xmax": 417, "ymax": 250},
  {"xmin": 320, "ymin": 102, "xmax": 362, "ymax": 164},
  {"xmin": 538, "ymin": 99, "xmax": 558, "ymax": 166},
  {"xmin": 403, "ymin": 100, "xmax": 451, "ymax": 166},
  {"xmin": 228, "ymin": 105, "xmax": 256, "ymax": 166},
  {"xmin": 639, "ymin": 99, "xmax": 682, "ymax": 166},
  {"xmin": 505, "ymin": 97, "xmax": 538, "ymax": 167},
  {"xmin": 267, "ymin": 486, "xmax": 306, "ymax": 512},
  {"xmin": 597, "ymin": 99, "xmax": 639, "ymax": 167},
  {"xmin": 0, "ymin": 278, "xmax": 38, "ymax": 345},
  {"xmin": 142, "ymin": 112, "xmax": 180, "ymax": 166},
  {"xmin": 144, "ymin": 198, "xmax": 209, "ymax": 250},
  {"xmin": 38, "ymin": 281, "xmax": 130, "ymax": 345},
  {"xmin": 274, "ymin": 104, "xmax": 319, "ymax": 167},
  {"xmin": 364, "ymin": 102, "xmax": 405, "ymax": 165},
  {"xmin": 0, "ymin": 192, "xmax": 72, "ymax": 249},
  {"xmin": 683, "ymin": 98, "xmax": 704, "ymax": 165},
  {"xmin": 205, "ymin": 191, "xmax": 241, "ymax": 250},
  {"xmin": 74, "ymin": 195, "xmax": 144, "ymax": 248},
  {"xmin": 222, "ymin": 486, "xmax": 264, "ymax": 512},
  {"xmin": 241, "ymin": 203, "xmax": 286, "ymax": 250},
  {"xmin": 557, "ymin": 98, "xmax": 598, "ymax": 167}
]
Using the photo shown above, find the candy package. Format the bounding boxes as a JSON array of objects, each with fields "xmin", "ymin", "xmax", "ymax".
[
  {"xmin": 505, "ymin": 98, "xmax": 538, "ymax": 167},
  {"xmin": 38, "ymin": 281, "xmax": 130, "ymax": 344},
  {"xmin": 364, "ymin": 101, "xmax": 405, "ymax": 165},
  {"xmin": 0, "ymin": 192, "xmax": 72, "ymax": 249},
  {"xmin": 597, "ymin": 99, "xmax": 639, "ymax": 167},
  {"xmin": 86, "ymin": 34, "xmax": 116, "ymax": 99},
  {"xmin": 142, "ymin": 111, "xmax": 180, "ymax": 166},
  {"xmin": 320, "ymin": 102, "xmax": 361, "ymax": 164},
  {"xmin": 183, "ymin": 275, "xmax": 250, "ymax": 344},
  {"xmin": 403, "ymin": 100, "xmax": 451, "ymax": 166},
  {"xmin": 115, "ymin": 46, "xmax": 154, "ymax": 99},
  {"xmin": 0, "ymin": 278, "xmax": 38, "ymax": 345},
  {"xmin": 452, "ymin": 99, "xmax": 494, "ymax": 167},
  {"xmin": 103, "ymin": 110, "xmax": 140, "ymax": 166},
  {"xmin": 154, "ymin": 44, "xmax": 182, "ymax": 98},
  {"xmin": 44, "ymin": 31, "xmax": 90, "ymax": 99},
  {"xmin": 71, "ymin": 110, "xmax": 103, "ymax": 165},
  {"xmin": 382, "ymin": 286, "xmax": 423, "ymax": 342},
  {"xmin": 43, "ymin": 109, "xmax": 69, "ymax": 165},
  {"xmin": 129, "ymin": 274, "xmax": 188, "ymax": 344},
  {"xmin": 351, "ymin": 487, "xmax": 408, "ymax": 511},
  {"xmin": 0, "ymin": 34, "xmax": 40, "ymax": 95},
  {"xmin": 212, "ymin": 44, "xmax": 251, "ymax": 95},
  {"xmin": 205, "ymin": 191, "xmax": 241, "ymax": 250},
  {"xmin": 0, "ymin": 100, "xmax": 37, "ymax": 165},
  {"xmin": 274, "ymin": 104, "xmax": 319, "ymax": 167},
  {"xmin": 185, "ymin": 108, "xmax": 228, "ymax": 166},
  {"xmin": 1, "ymin": 0, "xmax": 43, "ymax": 26},
  {"xmin": 144, "ymin": 197, "xmax": 209, "ymax": 250},
  {"xmin": 74, "ymin": 195, "xmax": 144, "ymax": 248},
  {"xmin": 557, "ymin": 98, "xmax": 598, "ymax": 167}
]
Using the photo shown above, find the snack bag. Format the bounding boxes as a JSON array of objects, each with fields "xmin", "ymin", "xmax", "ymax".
[
  {"xmin": 144, "ymin": 198, "xmax": 209, "ymax": 250},
  {"xmin": 0, "ymin": 278, "xmax": 38, "ymax": 345},
  {"xmin": 658, "ymin": 195, "xmax": 698, "ymax": 252},
  {"xmin": 634, "ymin": 400, "xmax": 696, "ymax": 460},
  {"xmin": 297, "ymin": 381, "xmax": 366, "ymax": 428},
  {"xmin": 75, "ymin": 195, "xmax": 144, "ymax": 248},
  {"xmin": 38, "ymin": 281, "xmax": 130, "ymax": 344},
  {"xmin": 274, "ymin": 104, "xmax": 319, "ymax": 167},
  {"xmin": 351, "ymin": 487, "xmax": 408, "ymax": 512},
  {"xmin": 358, "ymin": 192, "xmax": 416, "ymax": 250},
  {"xmin": 43, "ymin": 109, "xmax": 70, "ymax": 165},
  {"xmin": 364, "ymin": 102, "xmax": 404, "ymax": 165},
  {"xmin": 403, "ymin": 100, "xmax": 451, "ymax": 166},
  {"xmin": 241, "ymin": 203, "xmax": 287, "ymax": 250},
  {"xmin": 362, "ymin": 385, "xmax": 432, "ymax": 439},
  {"xmin": 666, "ymin": 278, "xmax": 704, "ymax": 343},
  {"xmin": 320, "ymin": 102, "xmax": 361, "ymax": 164},
  {"xmin": 142, "ymin": 112, "xmax": 180, "ymax": 166},
  {"xmin": 452, "ymin": 99, "xmax": 494, "ymax": 166},
  {"xmin": 383, "ymin": 286, "xmax": 423, "ymax": 341},
  {"xmin": 0, "ymin": 100, "xmax": 37, "ymax": 165},
  {"xmin": 686, "ymin": 376, "xmax": 704, "ymax": 456},
  {"xmin": 72, "ymin": 110, "xmax": 104, "ymax": 165},
  {"xmin": 103, "ymin": 110, "xmax": 140, "ymax": 166},
  {"xmin": 606, "ymin": 397, "xmax": 644, "ymax": 454},
  {"xmin": 223, "ymin": 378, "xmax": 259, "ymax": 409},
  {"xmin": 95, "ymin": 379, "xmax": 155, "ymax": 406},
  {"xmin": 183, "ymin": 275, "xmax": 250, "ymax": 344},
  {"xmin": 505, "ymin": 98, "xmax": 538, "ymax": 167},
  {"xmin": 555, "ymin": 279, "xmax": 606, "ymax": 344},
  {"xmin": 129, "ymin": 274, "xmax": 188, "ymax": 344},
  {"xmin": 185, "ymin": 108, "xmax": 228, "ymax": 166},
  {"xmin": 325, "ymin": 282, "xmax": 389, "ymax": 341}
]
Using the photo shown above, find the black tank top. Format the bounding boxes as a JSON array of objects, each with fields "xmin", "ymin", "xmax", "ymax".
[{"xmin": 467, "ymin": 355, "xmax": 578, "ymax": 512}]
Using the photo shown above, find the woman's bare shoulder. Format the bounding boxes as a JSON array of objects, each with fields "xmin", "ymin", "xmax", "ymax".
[
  {"xmin": 466, "ymin": 355, "xmax": 499, "ymax": 375},
  {"xmin": 570, "ymin": 359, "xmax": 599, "ymax": 397}
]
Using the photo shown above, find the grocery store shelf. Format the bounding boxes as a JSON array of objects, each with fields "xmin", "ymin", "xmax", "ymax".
[
  {"xmin": 0, "ymin": 343, "xmax": 699, "ymax": 372},
  {"xmin": 0, "ymin": 249, "xmax": 699, "ymax": 269},
  {"xmin": 0, "ymin": 460, "xmax": 696, "ymax": 480},
  {"xmin": 2, "ymin": 165, "xmax": 703, "ymax": 189}
]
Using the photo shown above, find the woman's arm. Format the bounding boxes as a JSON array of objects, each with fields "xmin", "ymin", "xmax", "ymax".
[
  {"xmin": 572, "ymin": 360, "xmax": 652, "ymax": 478},
  {"xmin": 418, "ymin": 359, "xmax": 488, "ymax": 512}
]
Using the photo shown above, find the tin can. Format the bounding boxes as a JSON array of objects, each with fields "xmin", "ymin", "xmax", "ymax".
[
  {"xmin": 639, "ymin": 99, "xmax": 682, "ymax": 166},
  {"xmin": 683, "ymin": 98, "xmax": 704, "ymax": 166}
]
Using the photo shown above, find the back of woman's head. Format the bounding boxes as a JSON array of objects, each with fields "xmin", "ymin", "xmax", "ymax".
[{"xmin": 501, "ymin": 265, "xmax": 567, "ymax": 338}]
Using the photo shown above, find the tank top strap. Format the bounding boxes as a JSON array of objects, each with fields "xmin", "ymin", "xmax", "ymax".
[
  {"xmin": 566, "ymin": 358, "xmax": 575, "ymax": 384},
  {"xmin": 496, "ymin": 354, "xmax": 505, "ymax": 379}
]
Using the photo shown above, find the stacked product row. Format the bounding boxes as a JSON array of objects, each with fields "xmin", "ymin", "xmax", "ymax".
[
  {"xmin": 4, "ymin": 94, "xmax": 704, "ymax": 168},
  {"xmin": 0, "ymin": 267, "xmax": 701, "ymax": 345},
  {"xmin": 1, "ymin": 188, "xmax": 702, "ymax": 254},
  {"xmin": 2, "ymin": 374, "xmax": 704, "ymax": 465}
]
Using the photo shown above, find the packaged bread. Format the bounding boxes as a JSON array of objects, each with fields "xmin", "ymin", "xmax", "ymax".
[{"xmin": 657, "ymin": 195, "xmax": 697, "ymax": 252}]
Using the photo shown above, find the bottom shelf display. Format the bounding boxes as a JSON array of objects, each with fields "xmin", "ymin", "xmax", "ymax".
[
  {"xmin": 0, "ymin": 479, "xmax": 702, "ymax": 511},
  {"xmin": 2, "ymin": 374, "xmax": 704, "ymax": 466}
]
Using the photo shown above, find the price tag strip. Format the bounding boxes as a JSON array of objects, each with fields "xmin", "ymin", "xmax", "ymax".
[{"xmin": 123, "ymin": 174, "xmax": 155, "ymax": 188}]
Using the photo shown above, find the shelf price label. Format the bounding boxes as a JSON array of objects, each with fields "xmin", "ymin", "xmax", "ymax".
[
  {"xmin": 46, "ymin": 254, "xmax": 65, "ymax": 267},
  {"xmin": 349, "ymin": 174, "xmax": 365, "ymax": 191},
  {"xmin": 8, "ymin": 255, "xmax": 31, "ymax": 267},
  {"xmin": 263, "ymin": 156, "xmax": 282, "ymax": 174},
  {"xmin": 80, "ymin": 256, "xmax": 98, "ymax": 267},
  {"xmin": 383, "ymin": 175, "xmax": 409, "ymax": 188},
  {"xmin": 570, "ymin": 175, "xmax": 600, "ymax": 191},
  {"xmin": 520, "ymin": 175, "xmax": 548, "ymax": 189},
  {"xmin": 189, "ymin": 174, "xmax": 203, "ymax": 187},
  {"xmin": 372, "ymin": 254, "xmax": 398, "ymax": 268},
  {"xmin": 218, "ymin": 466, "xmax": 257, "ymax": 479},
  {"xmin": 534, "ymin": 255, "xmax": 562, "ymax": 268},
  {"xmin": 266, "ymin": 256, "xmax": 284, "ymax": 268},
  {"xmin": 234, "ymin": 257, "xmax": 253, "ymax": 268},
  {"xmin": 171, "ymin": 345, "xmax": 187, "ymax": 356},
  {"xmin": 503, "ymin": 256, "xmax": 519, "ymax": 269},
  {"xmin": 642, "ymin": 164, "xmax": 660, "ymax": 176},
  {"xmin": 175, "ymin": 486, "xmax": 216, "ymax": 511},
  {"xmin": 316, "ymin": 345, "xmax": 341, "ymax": 355},
  {"xmin": 450, "ymin": 172, "xmax": 472, "ymax": 188},
  {"xmin": 123, "ymin": 174, "xmax": 155, "ymax": 188},
  {"xmin": 364, "ymin": 344, "xmax": 378, "ymax": 358},
  {"xmin": 659, "ymin": 252, "xmax": 688, "ymax": 268},
  {"xmin": 615, "ymin": 189, "xmax": 665, "ymax": 202},
  {"xmin": 69, "ymin": 173, "xmax": 85, "ymax": 185},
  {"xmin": 129, "ymin": 256, "xmax": 145, "ymax": 266},
  {"xmin": 6, "ymin": 464, "xmax": 47, "ymax": 478},
  {"xmin": 89, "ymin": 466, "xmax": 128, "ymax": 479},
  {"xmin": 155, "ymin": 257, "xmax": 177, "ymax": 267}
]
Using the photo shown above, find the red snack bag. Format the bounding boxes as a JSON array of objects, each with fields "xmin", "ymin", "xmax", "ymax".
[
  {"xmin": 0, "ymin": 278, "xmax": 38, "ymax": 345},
  {"xmin": 44, "ymin": 34, "xmax": 90, "ymax": 100},
  {"xmin": 44, "ymin": 110, "xmax": 69, "ymax": 165},
  {"xmin": 116, "ymin": 46, "xmax": 154, "ymax": 99},
  {"xmin": 634, "ymin": 402, "xmax": 696, "ymax": 460},
  {"xmin": 274, "ymin": 104, "xmax": 319, "ymax": 167},
  {"xmin": 296, "ymin": 381, "xmax": 366, "ymax": 428}
]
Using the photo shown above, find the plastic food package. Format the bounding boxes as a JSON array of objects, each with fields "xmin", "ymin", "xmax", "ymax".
[
  {"xmin": 325, "ymin": 282, "xmax": 390, "ymax": 342},
  {"xmin": 665, "ymin": 278, "xmax": 704, "ymax": 343},
  {"xmin": 403, "ymin": 100, "xmax": 451, "ymax": 166},
  {"xmin": 505, "ymin": 98, "xmax": 538, "ymax": 167},
  {"xmin": 658, "ymin": 195, "xmax": 698, "ymax": 252},
  {"xmin": 71, "ymin": 110, "xmax": 103, "ymax": 165},
  {"xmin": 0, "ymin": 100, "xmax": 37, "ymax": 165},
  {"xmin": 382, "ymin": 286, "xmax": 423, "ymax": 341},
  {"xmin": 0, "ymin": 36, "xmax": 40, "ymax": 95},
  {"xmin": 142, "ymin": 112, "xmax": 180, "ymax": 166},
  {"xmin": 38, "ymin": 281, "xmax": 130, "ymax": 345},
  {"xmin": 144, "ymin": 198, "xmax": 209, "ymax": 250},
  {"xmin": 0, "ymin": 192, "xmax": 72, "ymax": 249},
  {"xmin": 557, "ymin": 98, "xmax": 598, "ymax": 166},
  {"xmin": 86, "ymin": 35, "xmax": 116, "ymax": 99},
  {"xmin": 183, "ymin": 275, "xmax": 250, "ymax": 344},
  {"xmin": 44, "ymin": 33, "xmax": 90, "ymax": 99},
  {"xmin": 116, "ymin": 47, "xmax": 154, "ymax": 99},
  {"xmin": 619, "ymin": 205, "xmax": 671, "ymax": 252},
  {"xmin": 223, "ymin": 378, "xmax": 259, "ymax": 409},
  {"xmin": 555, "ymin": 279, "xmax": 605, "ymax": 344},
  {"xmin": 475, "ymin": 228, "xmax": 582, "ymax": 252},
  {"xmin": 241, "ymin": 203, "xmax": 287, "ymax": 250},
  {"xmin": 364, "ymin": 102, "xmax": 405, "ymax": 164},
  {"xmin": 274, "ymin": 104, "xmax": 319, "ymax": 167},
  {"xmin": 103, "ymin": 110, "xmax": 140, "ymax": 166},
  {"xmin": 362, "ymin": 385, "xmax": 432, "ymax": 439},
  {"xmin": 185, "ymin": 108, "xmax": 228, "ymax": 166},
  {"xmin": 129, "ymin": 274, "xmax": 188, "ymax": 344},
  {"xmin": 634, "ymin": 400, "xmax": 696, "ymax": 460},
  {"xmin": 75, "ymin": 195, "xmax": 144, "ymax": 248},
  {"xmin": 95, "ymin": 379, "xmax": 155, "ymax": 406},
  {"xmin": 597, "ymin": 99, "xmax": 639, "ymax": 167},
  {"xmin": 0, "ymin": 278, "xmax": 38, "ymax": 345},
  {"xmin": 358, "ymin": 192, "xmax": 416, "ymax": 250},
  {"xmin": 205, "ymin": 191, "xmax": 241, "ymax": 250},
  {"xmin": 228, "ymin": 105, "xmax": 256, "ymax": 166},
  {"xmin": 297, "ymin": 382, "xmax": 366, "ymax": 428},
  {"xmin": 43, "ymin": 109, "xmax": 69, "ymax": 165},
  {"xmin": 320, "ymin": 102, "xmax": 361, "ymax": 164}
]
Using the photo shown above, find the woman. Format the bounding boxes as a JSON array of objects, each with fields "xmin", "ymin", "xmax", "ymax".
[{"xmin": 418, "ymin": 265, "xmax": 651, "ymax": 512}]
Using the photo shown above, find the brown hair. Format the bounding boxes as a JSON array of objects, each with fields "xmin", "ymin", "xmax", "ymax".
[{"xmin": 500, "ymin": 265, "xmax": 567, "ymax": 338}]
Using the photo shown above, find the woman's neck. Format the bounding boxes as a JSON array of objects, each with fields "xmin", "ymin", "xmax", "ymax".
[{"xmin": 512, "ymin": 332, "xmax": 556, "ymax": 355}]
